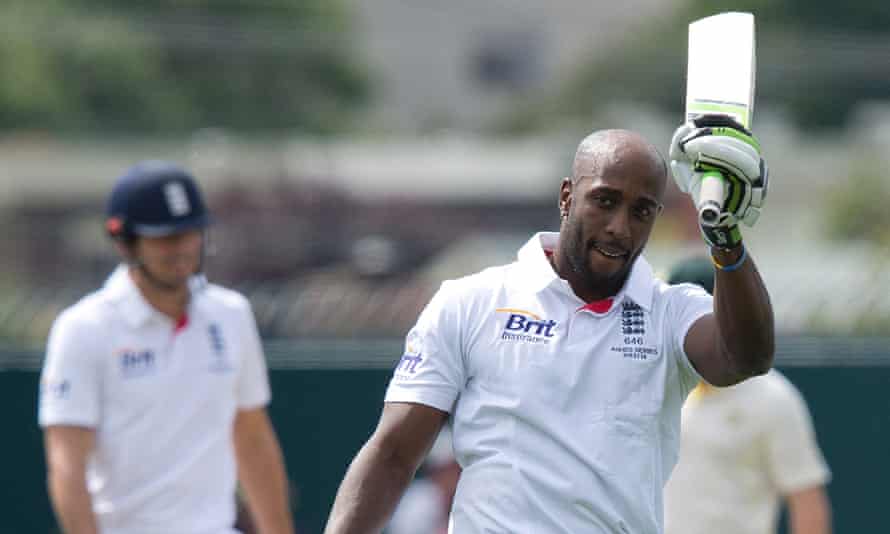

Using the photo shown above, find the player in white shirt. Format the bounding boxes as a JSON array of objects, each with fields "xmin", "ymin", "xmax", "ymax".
[
  {"xmin": 387, "ymin": 427, "xmax": 460, "ymax": 534},
  {"xmin": 39, "ymin": 162, "xmax": 295, "ymax": 534},
  {"xmin": 325, "ymin": 116, "xmax": 775, "ymax": 533},
  {"xmin": 664, "ymin": 256, "xmax": 832, "ymax": 534}
]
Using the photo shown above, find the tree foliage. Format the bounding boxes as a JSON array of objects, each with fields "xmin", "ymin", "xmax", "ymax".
[
  {"xmin": 823, "ymin": 166, "xmax": 890, "ymax": 246},
  {"xmin": 0, "ymin": 0, "xmax": 370, "ymax": 134},
  {"xmin": 502, "ymin": 0, "xmax": 890, "ymax": 133}
]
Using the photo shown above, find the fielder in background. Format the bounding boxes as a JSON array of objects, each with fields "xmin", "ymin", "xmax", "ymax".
[
  {"xmin": 386, "ymin": 426, "xmax": 460, "ymax": 534},
  {"xmin": 664, "ymin": 256, "xmax": 832, "ymax": 534},
  {"xmin": 324, "ymin": 116, "xmax": 775, "ymax": 533},
  {"xmin": 38, "ymin": 162, "xmax": 295, "ymax": 534}
]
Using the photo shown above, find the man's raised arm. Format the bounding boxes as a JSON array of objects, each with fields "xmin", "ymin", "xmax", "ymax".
[{"xmin": 669, "ymin": 115, "xmax": 775, "ymax": 386}]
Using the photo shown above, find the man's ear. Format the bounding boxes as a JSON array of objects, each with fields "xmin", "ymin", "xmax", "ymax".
[
  {"xmin": 559, "ymin": 177, "xmax": 573, "ymax": 218},
  {"xmin": 113, "ymin": 239, "xmax": 137, "ymax": 263}
]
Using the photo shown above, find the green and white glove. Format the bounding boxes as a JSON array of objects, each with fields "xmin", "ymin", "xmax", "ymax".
[{"xmin": 669, "ymin": 114, "xmax": 769, "ymax": 249}]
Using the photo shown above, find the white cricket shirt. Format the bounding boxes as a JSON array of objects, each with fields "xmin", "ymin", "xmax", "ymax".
[
  {"xmin": 385, "ymin": 232, "xmax": 713, "ymax": 533},
  {"xmin": 39, "ymin": 266, "xmax": 271, "ymax": 534},
  {"xmin": 664, "ymin": 370, "xmax": 831, "ymax": 534}
]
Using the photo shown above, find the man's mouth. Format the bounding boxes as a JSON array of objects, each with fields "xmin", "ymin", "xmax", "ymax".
[{"xmin": 591, "ymin": 242, "xmax": 628, "ymax": 259}]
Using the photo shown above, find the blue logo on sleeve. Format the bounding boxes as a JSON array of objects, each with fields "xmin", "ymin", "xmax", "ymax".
[
  {"xmin": 396, "ymin": 353, "xmax": 423, "ymax": 374},
  {"xmin": 40, "ymin": 378, "xmax": 71, "ymax": 399},
  {"xmin": 394, "ymin": 331, "xmax": 424, "ymax": 378}
]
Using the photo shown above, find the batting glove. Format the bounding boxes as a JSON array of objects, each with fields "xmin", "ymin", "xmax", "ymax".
[{"xmin": 669, "ymin": 114, "xmax": 769, "ymax": 249}]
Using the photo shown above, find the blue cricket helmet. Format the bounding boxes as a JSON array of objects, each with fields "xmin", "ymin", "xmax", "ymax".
[{"xmin": 105, "ymin": 161, "xmax": 210, "ymax": 239}]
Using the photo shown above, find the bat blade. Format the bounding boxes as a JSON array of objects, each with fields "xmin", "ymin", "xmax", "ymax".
[{"xmin": 686, "ymin": 12, "xmax": 756, "ymax": 128}]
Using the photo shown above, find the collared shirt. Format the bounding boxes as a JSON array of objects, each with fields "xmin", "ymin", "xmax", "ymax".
[
  {"xmin": 384, "ymin": 232, "xmax": 712, "ymax": 534},
  {"xmin": 664, "ymin": 370, "xmax": 831, "ymax": 534},
  {"xmin": 39, "ymin": 266, "xmax": 270, "ymax": 534}
]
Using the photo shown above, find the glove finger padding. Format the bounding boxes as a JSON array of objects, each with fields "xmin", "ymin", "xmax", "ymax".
[
  {"xmin": 670, "ymin": 115, "xmax": 769, "ymax": 229},
  {"xmin": 682, "ymin": 134, "xmax": 761, "ymax": 185},
  {"xmin": 668, "ymin": 124, "xmax": 696, "ymax": 194}
]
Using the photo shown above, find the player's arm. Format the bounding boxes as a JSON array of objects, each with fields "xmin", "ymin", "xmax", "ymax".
[
  {"xmin": 44, "ymin": 425, "xmax": 99, "ymax": 534},
  {"xmin": 233, "ymin": 407, "xmax": 295, "ymax": 534},
  {"xmin": 787, "ymin": 485, "xmax": 832, "ymax": 534},
  {"xmin": 670, "ymin": 115, "xmax": 775, "ymax": 386},
  {"xmin": 683, "ymin": 251, "xmax": 774, "ymax": 386},
  {"xmin": 324, "ymin": 401, "xmax": 448, "ymax": 534}
]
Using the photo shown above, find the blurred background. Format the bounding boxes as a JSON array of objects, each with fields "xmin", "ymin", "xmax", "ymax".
[{"xmin": 1, "ymin": 0, "xmax": 888, "ymax": 532}]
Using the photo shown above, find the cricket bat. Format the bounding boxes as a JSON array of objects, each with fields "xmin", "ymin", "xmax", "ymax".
[{"xmin": 685, "ymin": 12, "xmax": 756, "ymax": 225}]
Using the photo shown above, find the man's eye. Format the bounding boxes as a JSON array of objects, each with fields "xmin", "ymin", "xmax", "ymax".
[
  {"xmin": 635, "ymin": 206, "xmax": 654, "ymax": 220},
  {"xmin": 595, "ymin": 196, "xmax": 615, "ymax": 208}
]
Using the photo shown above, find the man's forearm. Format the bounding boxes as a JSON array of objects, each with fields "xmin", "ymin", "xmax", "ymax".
[
  {"xmin": 712, "ymin": 246, "xmax": 775, "ymax": 376},
  {"xmin": 788, "ymin": 486, "xmax": 832, "ymax": 534},
  {"xmin": 324, "ymin": 437, "xmax": 419, "ymax": 534},
  {"xmin": 48, "ymin": 471, "xmax": 98, "ymax": 534},
  {"xmin": 237, "ymin": 429, "xmax": 295, "ymax": 534}
]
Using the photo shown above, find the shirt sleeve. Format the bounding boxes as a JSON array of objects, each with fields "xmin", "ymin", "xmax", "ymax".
[
  {"xmin": 666, "ymin": 283, "xmax": 713, "ymax": 393},
  {"xmin": 764, "ymin": 375, "xmax": 832, "ymax": 493},
  {"xmin": 236, "ymin": 302, "xmax": 271, "ymax": 410},
  {"xmin": 384, "ymin": 281, "xmax": 466, "ymax": 413},
  {"xmin": 386, "ymin": 480, "xmax": 443, "ymax": 534},
  {"xmin": 38, "ymin": 310, "xmax": 104, "ymax": 428}
]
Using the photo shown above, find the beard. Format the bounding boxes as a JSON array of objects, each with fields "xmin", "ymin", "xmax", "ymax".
[{"xmin": 560, "ymin": 217, "xmax": 637, "ymax": 296}]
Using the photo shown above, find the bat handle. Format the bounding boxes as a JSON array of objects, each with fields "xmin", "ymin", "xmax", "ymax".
[{"xmin": 697, "ymin": 171, "xmax": 725, "ymax": 226}]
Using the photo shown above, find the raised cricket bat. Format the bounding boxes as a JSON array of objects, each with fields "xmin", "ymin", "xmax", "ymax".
[{"xmin": 685, "ymin": 12, "xmax": 756, "ymax": 225}]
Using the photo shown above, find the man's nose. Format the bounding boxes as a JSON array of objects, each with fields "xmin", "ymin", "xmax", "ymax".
[{"xmin": 605, "ymin": 207, "xmax": 632, "ymax": 240}]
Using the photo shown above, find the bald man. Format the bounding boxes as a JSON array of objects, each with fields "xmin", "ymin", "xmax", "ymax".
[{"xmin": 325, "ymin": 119, "xmax": 774, "ymax": 534}]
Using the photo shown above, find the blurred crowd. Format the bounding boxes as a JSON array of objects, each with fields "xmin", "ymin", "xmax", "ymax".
[{"xmin": 0, "ymin": 166, "xmax": 704, "ymax": 342}]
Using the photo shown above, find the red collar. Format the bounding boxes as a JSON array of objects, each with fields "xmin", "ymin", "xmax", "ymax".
[
  {"xmin": 545, "ymin": 249, "xmax": 616, "ymax": 314},
  {"xmin": 174, "ymin": 314, "xmax": 189, "ymax": 333},
  {"xmin": 578, "ymin": 298, "xmax": 614, "ymax": 314}
]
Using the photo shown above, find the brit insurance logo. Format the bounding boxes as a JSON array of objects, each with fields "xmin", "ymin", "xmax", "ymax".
[
  {"xmin": 394, "ymin": 330, "xmax": 424, "ymax": 380},
  {"xmin": 497, "ymin": 308, "xmax": 558, "ymax": 345},
  {"xmin": 117, "ymin": 348, "xmax": 157, "ymax": 379}
]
